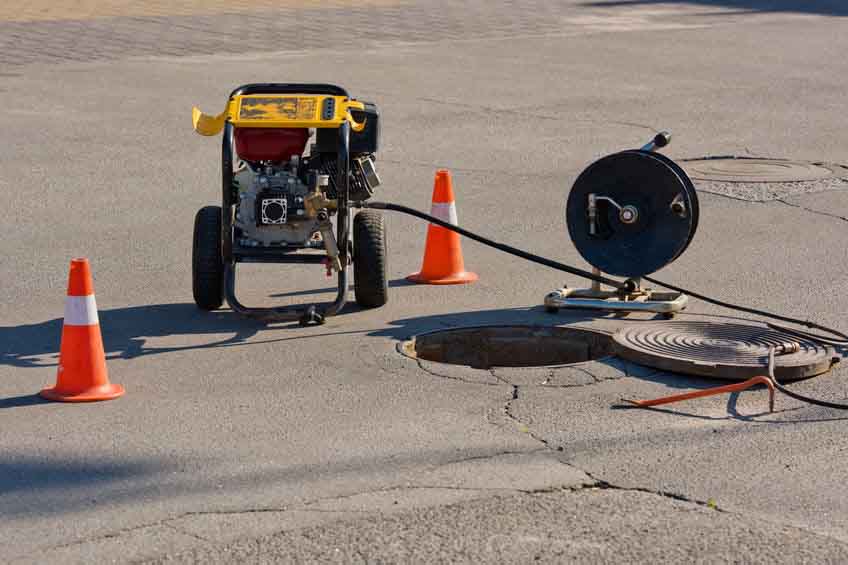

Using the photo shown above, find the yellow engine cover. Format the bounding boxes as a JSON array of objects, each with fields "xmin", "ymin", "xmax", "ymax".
[{"xmin": 192, "ymin": 94, "xmax": 365, "ymax": 136}]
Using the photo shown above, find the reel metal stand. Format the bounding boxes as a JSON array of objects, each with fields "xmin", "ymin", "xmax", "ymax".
[
  {"xmin": 544, "ymin": 269, "xmax": 687, "ymax": 317},
  {"xmin": 544, "ymin": 132, "xmax": 697, "ymax": 318}
]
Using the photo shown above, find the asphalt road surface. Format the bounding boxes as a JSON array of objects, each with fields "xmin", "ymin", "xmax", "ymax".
[{"xmin": 2, "ymin": 1, "xmax": 848, "ymax": 563}]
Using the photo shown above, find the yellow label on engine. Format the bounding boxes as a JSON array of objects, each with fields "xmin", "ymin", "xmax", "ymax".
[
  {"xmin": 238, "ymin": 96, "xmax": 318, "ymax": 122},
  {"xmin": 192, "ymin": 94, "xmax": 366, "ymax": 135}
]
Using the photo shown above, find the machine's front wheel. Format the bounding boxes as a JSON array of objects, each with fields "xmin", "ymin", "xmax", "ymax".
[
  {"xmin": 353, "ymin": 210, "xmax": 388, "ymax": 308},
  {"xmin": 192, "ymin": 205, "xmax": 225, "ymax": 310}
]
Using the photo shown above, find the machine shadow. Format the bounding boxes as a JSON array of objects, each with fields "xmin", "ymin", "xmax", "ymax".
[
  {"xmin": 269, "ymin": 278, "xmax": 415, "ymax": 298},
  {"xmin": 368, "ymin": 305, "xmax": 622, "ymax": 341},
  {"xmin": 580, "ymin": 0, "xmax": 848, "ymax": 16},
  {"xmin": 0, "ymin": 301, "xmax": 365, "ymax": 370}
]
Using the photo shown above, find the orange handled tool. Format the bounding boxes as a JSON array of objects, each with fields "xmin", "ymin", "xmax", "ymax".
[{"xmin": 622, "ymin": 375, "xmax": 776, "ymax": 413}]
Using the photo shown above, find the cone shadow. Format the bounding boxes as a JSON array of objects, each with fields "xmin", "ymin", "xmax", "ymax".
[
  {"xmin": 1, "ymin": 302, "xmax": 369, "ymax": 370},
  {"xmin": 0, "ymin": 394, "xmax": 51, "ymax": 410}
]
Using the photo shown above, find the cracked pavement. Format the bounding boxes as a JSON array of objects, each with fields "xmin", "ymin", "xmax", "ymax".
[{"xmin": 2, "ymin": 1, "xmax": 848, "ymax": 563}]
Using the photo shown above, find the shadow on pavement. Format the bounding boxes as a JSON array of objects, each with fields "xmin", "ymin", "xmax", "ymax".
[
  {"xmin": 615, "ymin": 369, "xmax": 848, "ymax": 423},
  {"xmin": 0, "ymin": 455, "xmax": 167, "ymax": 500},
  {"xmin": 369, "ymin": 305, "xmax": 626, "ymax": 340},
  {"xmin": 0, "ymin": 394, "xmax": 51, "ymax": 410},
  {"xmin": 0, "ymin": 302, "xmax": 364, "ymax": 370},
  {"xmin": 0, "ymin": 444, "xmax": 533, "ymax": 520},
  {"xmin": 269, "ymin": 278, "xmax": 416, "ymax": 299},
  {"xmin": 581, "ymin": 0, "xmax": 848, "ymax": 16}
]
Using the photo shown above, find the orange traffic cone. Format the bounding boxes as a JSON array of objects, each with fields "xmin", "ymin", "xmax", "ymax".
[
  {"xmin": 40, "ymin": 258, "xmax": 124, "ymax": 402},
  {"xmin": 407, "ymin": 170, "xmax": 478, "ymax": 285}
]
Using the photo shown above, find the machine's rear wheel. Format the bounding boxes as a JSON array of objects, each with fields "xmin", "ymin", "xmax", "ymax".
[
  {"xmin": 192, "ymin": 205, "xmax": 225, "ymax": 310},
  {"xmin": 353, "ymin": 210, "xmax": 388, "ymax": 308}
]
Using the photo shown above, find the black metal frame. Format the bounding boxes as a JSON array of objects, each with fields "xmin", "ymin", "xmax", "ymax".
[{"xmin": 220, "ymin": 83, "xmax": 352, "ymax": 325}]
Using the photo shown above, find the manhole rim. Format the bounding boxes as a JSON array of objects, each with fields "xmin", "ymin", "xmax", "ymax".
[
  {"xmin": 399, "ymin": 324, "xmax": 616, "ymax": 370},
  {"xmin": 681, "ymin": 155, "xmax": 848, "ymax": 183}
]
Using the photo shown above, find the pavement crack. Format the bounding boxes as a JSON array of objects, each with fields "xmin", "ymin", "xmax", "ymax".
[
  {"xmin": 574, "ymin": 469, "xmax": 726, "ymax": 512},
  {"xmin": 297, "ymin": 476, "xmax": 552, "ymax": 511},
  {"xmin": 776, "ymin": 198, "xmax": 848, "ymax": 222},
  {"xmin": 538, "ymin": 366, "xmax": 628, "ymax": 388},
  {"xmin": 169, "ymin": 508, "xmax": 301, "ymax": 518},
  {"xmin": 410, "ymin": 95, "xmax": 657, "ymax": 133},
  {"xmin": 414, "ymin": 358, "xmax": 503, "ymax": 387},
  {"xmin": 161, "ymin": 522, "xmax": 210, "ymax": 543},
  {"xmin": 608, "ymin": 120, "xmax": 657, "ymax": 132},
  {"xmin": 490, "ymin": 367, "xmax": 511, "ymax": 385},
  {"xmin": 503, "ymin": 386, "xmax": 557, "ymax": 450},
  {"xmin": 30, "ymin": 519, "xmax": 189, "ymax": 557},
  {"xmin": 572, "ymin": 365, "xmax": 607, "ymax": 384},
  {"xmin": 489, "ymin": 366, "xmax": 629, "ymax": 390},
  {"xmin": 433, "ymin": 448, "xmax": 549, "ymax": 466}
]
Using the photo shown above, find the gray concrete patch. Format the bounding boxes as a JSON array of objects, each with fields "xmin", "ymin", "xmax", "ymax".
[
  {"xmin": 147, "ymin": 489, "xmax": 848, "ymax": 564},
  {"xmin": 13, "ymin": 524, "xmax": 202, "ymax": 565},
  {"xmin": 681, "ymin": 156, "xmax": 848, "ymax": 201},
  {"xmin": 696, "ymin": 177, "xmax": 848, "ymax": 202},
  {"xmin": 685, "ymin": 157, "xmax": 846, "ymax": 182}
]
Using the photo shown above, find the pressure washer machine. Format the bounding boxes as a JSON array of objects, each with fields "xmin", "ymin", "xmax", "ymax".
[{"xmin": 191, "ymin": 83, "xmax": 387, "ymax": 325}]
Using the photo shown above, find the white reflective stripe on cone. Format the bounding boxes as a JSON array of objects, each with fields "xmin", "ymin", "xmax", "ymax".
[
  {"xmin": 64, "ymin": 295, "xmax": 99, "ymax": 326},
  {"xmin": 430, "ymin": 202, "xmax": 458, "ymax": 225}
]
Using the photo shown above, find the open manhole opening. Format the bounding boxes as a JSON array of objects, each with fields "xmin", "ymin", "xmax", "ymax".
[{"xmin": 401, "ymin": 326, "xmax": 613, "ymax": 369}]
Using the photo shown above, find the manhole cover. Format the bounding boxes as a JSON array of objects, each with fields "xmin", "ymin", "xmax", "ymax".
[
  {"xmin": 401, "ymin": 326, "xmax": 613, "ymax": 369},
  {"xmin": 613, "ymin": 321, "xmax": 837, "ymax": 381},
  {"xmin": 682, "ymin": 157, "xmax": 845, "ymax": 183}
]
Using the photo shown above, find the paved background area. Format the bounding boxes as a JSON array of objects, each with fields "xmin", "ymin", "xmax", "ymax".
[{"xmin": 1, "ymin": 1, "xmax": 847, "ymax": 563}]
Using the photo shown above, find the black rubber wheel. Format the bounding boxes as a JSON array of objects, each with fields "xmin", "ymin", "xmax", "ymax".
[
  {"xmin": 192, "ymin": 205, "xmax": 225, "ymax": 310},
  {"xmin": 353, "ymin": 210, "xmax": 388, "ymax": 308}
]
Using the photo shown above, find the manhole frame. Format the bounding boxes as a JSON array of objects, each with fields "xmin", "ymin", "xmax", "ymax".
[
  {"xmin": 399, "ymin": 324, "xmax": 616, "ymax": 370},
  {"xmin": 681, "ymin": 155, "xmax": 848, "ymax": 183}
]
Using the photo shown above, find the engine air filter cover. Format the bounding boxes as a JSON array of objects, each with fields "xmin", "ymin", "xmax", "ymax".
[
  {"xmin": 613, "ymin": 321, "xmax": 836, "ymax": 381},
  {"xmin": 567, "ymin": 150, "xmax": 699, "ymax": 278}
]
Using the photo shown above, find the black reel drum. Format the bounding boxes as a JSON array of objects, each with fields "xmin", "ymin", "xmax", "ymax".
[{"xmin": 566, "ymin": 150, "xmax": 699, "ymax": 278}]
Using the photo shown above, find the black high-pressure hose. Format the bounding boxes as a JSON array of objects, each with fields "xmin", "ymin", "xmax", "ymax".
[
  {"xmin": 362, "ymin": 200, "xmax": 848, "ymax": 410},
  {"xmin": 642, "ymin": 275, "xmax": 848, "ymax": 347},
  {"xmin": 363, "ymin": 201, "xmax": 636, "ymax": 292}
]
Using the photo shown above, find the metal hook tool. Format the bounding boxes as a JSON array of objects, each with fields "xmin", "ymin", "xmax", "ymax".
[{"xmin": 622, "ymin": 343, "xmax": 800, "ymax": 413}]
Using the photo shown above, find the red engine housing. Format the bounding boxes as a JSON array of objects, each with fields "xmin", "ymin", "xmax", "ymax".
[{"xmin": 234, "ymin": 127, "xmax": 309, "ymax": 162}]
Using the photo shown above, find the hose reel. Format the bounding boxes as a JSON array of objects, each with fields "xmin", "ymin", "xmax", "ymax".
[
  {"xmin": 546, "ymin": 133, "xmax": 699, "ymax": 314},
  {"xmin": 567, "ymin": 149, "xmax": 699, "ymax": 278}
]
